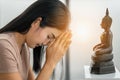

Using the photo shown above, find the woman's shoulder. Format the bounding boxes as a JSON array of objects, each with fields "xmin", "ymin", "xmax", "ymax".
[
  {"xmin": 0, "ymin": 32, "xmax": 13, "ymax": 39},
  {"xmin": 0, "ymin": 32, "xmax": 15, "ymax": 50},
  {"xmin": 0, "ymin": 33, "xmax": 18, "ymax": 62},
  {"xmin": 0, "ymin": 33, "xmax": 18, "ymax": 74}
]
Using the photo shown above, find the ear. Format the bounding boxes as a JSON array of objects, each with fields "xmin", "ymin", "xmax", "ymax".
[{"xmin": 31, "ymin": 17, "xmax": 42, "ymax": 29}]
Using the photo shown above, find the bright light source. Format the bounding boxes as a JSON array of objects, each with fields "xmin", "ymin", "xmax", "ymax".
[{"xmin": 72, "ymin": 23, "xmax": 92, "ymax": 43}]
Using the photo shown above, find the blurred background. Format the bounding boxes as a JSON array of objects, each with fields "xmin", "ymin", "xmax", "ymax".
[{"xmin": 0, "ymin": 0, "xmax": 120, "ymax": 80}]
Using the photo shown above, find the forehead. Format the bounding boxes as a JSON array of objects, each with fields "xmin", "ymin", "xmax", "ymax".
[{"xmin": 44, "ymin": 27, "xmax": 62, "ymax": 37}]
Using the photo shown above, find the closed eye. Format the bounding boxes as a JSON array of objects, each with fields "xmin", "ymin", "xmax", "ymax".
[
  {"xmin": 47, "ymin": 33, "xmax": 56, "ymax": 39},
  {"xmin": 47, "ymin": 35, "xmax": 51, "ymax": 39},
  {"xmin": 51, "ymin": 33, "xmax": 55, "ymax": 39}
]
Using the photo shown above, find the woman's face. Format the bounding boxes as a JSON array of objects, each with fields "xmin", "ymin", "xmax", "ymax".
[{"xmin": 25, "ymin": 20, "xmax": 62, "ymax": 48}]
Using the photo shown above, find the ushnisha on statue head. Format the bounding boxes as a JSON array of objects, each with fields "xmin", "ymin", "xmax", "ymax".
[{"xmin": 101, "ymin": 8, "xmax": 112, "ymax": 31}]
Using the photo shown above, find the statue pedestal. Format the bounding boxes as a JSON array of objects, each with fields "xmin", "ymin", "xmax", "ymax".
[{"xmin": 84, "ymin": 65, "xmax": 120, "ymax": 80}]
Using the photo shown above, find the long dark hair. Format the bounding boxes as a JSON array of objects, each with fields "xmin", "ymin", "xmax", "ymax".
[{"xmin": 0, "ymin": 0, "xmax": 70, "ymax": 73}]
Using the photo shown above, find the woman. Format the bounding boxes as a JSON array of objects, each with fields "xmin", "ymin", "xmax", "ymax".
[{"xmin": 0, "ymin": 0, "xmax": 71, "ymax": 80}]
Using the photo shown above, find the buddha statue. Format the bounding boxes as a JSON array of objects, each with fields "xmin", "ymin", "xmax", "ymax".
[{"xmin": 90, "ymin": 8, "xmax": 115, "ymax": 74}]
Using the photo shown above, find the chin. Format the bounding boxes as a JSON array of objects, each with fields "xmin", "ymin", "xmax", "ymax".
[
  {"xmin": 32, "ymin": 45, "xmax": 37, "ymax": 48},
  {"xmin": 27, "ymin": 44, "xmax": 35, "ymax": 48},
  {"xmin": 30, "ymin": 46, "xmax": 35, "ymax": 48}
]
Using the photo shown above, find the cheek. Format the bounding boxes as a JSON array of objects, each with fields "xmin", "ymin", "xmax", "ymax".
[
  {"xmin": 25, "ymin": 30, "xmax": 48, "ymax": 48},
  {"xmin": 32, "ymin": 31, "xmax": 48, "ymax": 44},
  {"xmin": 39, "ymin": 32, "xmax": 48, "ymax": 42},
  {"xmin": 26, "ymin": 36, "xmax": 36, "ymax": 48}
]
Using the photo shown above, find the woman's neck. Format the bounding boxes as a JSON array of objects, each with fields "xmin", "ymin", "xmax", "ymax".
[{"xmin": 13, "ymin": 32, "xmax": 26, "ymax": 53}]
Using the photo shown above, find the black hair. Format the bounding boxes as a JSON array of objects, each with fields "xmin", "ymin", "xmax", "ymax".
[
  {"xmin": 33, "ymin": 46, "xmax": 44, "ymax": 73},
  {"xmin": 0, "ymin": 0, "xmax": 70, "ymax": 73}
]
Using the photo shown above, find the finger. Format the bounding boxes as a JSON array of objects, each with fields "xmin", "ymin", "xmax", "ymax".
[
  {"xmin": 57, "ymin": 32, "xmax": 67, "ymax": 41},
  {"xmin": 59, "ymin": 31, "xmax": 72, "ymax": 46},
  {"xmin": 64, "ymin": 40, "xmax": 71, "ymax": 51},
  {"xmin": 52, "ymin": 31, "xmax": 67, "ymax": 46},
  {"xmin": 64, "ymin": 39, "xmax": 71, "ymax": 48},
  {"xmin": 61, "ymin": 32, "xmax": 72, "ymax": 46},
  {"xmin": 57, "ymin": 29, "xmax": 71, "ymax": 42},
  {"xmin": 60, "ymin": 41, "xmax": 71, "ymax": 57},
  {"xmin": 50, "ymin": 30, "xmax": 71, "ymax": 47},
  {"xmin": 58, "ymin": 29, "xmax": 71, "ymax": 39},
  {"xmin": 60, "ymin": 31, "xmax": 71, "ymax": 44}
]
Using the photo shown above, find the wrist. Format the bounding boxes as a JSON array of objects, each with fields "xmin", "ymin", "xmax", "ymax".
[
  {"xmin": 36, "ymin": 60, "xmax": 56, "ymax": 80},
  {"xmin": 45, "ymin": 60, "xmax": 56, "ymax": 69}
]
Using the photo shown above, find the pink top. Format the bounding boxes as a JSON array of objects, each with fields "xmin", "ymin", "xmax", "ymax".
[{"xmin": 0, "ymin": 32, "xmax": 30, "ymax": 80}]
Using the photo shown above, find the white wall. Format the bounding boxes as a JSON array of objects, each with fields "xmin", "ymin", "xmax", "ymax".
[{"xmin": 0, "ymin": 0, "xmax": 1, "ymax": 27}]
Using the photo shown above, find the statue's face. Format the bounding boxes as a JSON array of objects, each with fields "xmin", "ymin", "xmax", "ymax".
[
  {"xmin": 101, "ymin": 20, "xmax": 111, "ymax": 30},
  {"xmin": 101, "ymin": 20, "xmax": 106, "ymax": 29},
  {"xmin": 101, "ymin": 16, "xmax": 112, "ymax": 30}
]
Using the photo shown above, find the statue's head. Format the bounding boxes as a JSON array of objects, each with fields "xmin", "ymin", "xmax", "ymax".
[{"xmin": 101, "ymin": 8, "xmax": 112, "ymax": 30}]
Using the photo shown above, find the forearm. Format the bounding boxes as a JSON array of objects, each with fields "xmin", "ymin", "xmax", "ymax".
[
  {"xmin": 101, "ymin": 46, "xmax": 112, "ymax": 53},
  {"xmin": 35, "ymin": 61, "xmax": 55, "ymax": 80},
  {"xmin": 93, "ymin": 43, "xmax": 101, "ymax": 50},
  {"xmin": 28, "ymin": 67, "xmax": 35, "ymax": 80}
]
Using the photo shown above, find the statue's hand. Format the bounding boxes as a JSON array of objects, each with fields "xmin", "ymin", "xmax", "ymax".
[
  {"xmin": 95, "ymin": 49, "xmax": 102, "ymax": 55},
  {"xmin": 93, "ymin": 46, "xmax": 97, "ymax": 51},
  {"xmin": 93, "ymin": 43, "xmax": 101, "ymax": 51}
]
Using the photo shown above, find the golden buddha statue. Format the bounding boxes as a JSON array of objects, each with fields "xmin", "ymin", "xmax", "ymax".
[{"xmin": 90, "ymin": 8, "xmax": 115, "ymax": 74}]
